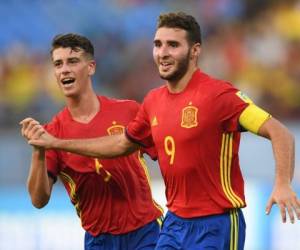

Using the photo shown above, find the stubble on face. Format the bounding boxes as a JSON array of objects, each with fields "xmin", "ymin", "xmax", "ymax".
[{"xmin": 159, "ymin": 49, "xmax": 191, "ymax": 83}]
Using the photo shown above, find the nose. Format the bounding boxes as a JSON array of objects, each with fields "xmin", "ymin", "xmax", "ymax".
[
  {"xmin": 59, "ymin": 63, "xmax": 71, "ymax": 75},
  {"xmin": 155, "ymin": 44, "xmax": 169, "ymax": 58},
  {"xmin": 159, "ymin": 45, "xmax": 169, "ymax": 58}
]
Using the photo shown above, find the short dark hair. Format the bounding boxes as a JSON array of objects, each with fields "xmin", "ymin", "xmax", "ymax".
[
  {"xmin": 51, "ymin": 33, "xmax": 94, "ymax": 59},
  {"xmin": 157, "ymin": 12, "xmax": 202, "ymax": 45}
]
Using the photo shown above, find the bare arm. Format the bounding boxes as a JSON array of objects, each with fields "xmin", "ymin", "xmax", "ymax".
[
  {"xmin": 49, "ymin": 133, "xmax": 138, "ymax": 158},
  {"xmin": 27, "ymin": 147, "xmax": 54, "ymax": 208},
  {"xmin": 24, "ymin": 118, "xmax": 138, "ymax": 158},
  {"xmin": 258, "ymin": 117, "xmax": 295, "ymax": 182},
  {"xmin": 20, "ymin": 118, "xmax": 54, "ymax": 208},
  {"xmin": 258, "ymin": 117, "xmax": 300, "ymax": 223}
]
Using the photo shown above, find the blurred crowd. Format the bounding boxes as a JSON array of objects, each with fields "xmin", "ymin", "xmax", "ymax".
[{"xmin": 0, "ymin": 0, "xmax": 300, "ymax": 128}]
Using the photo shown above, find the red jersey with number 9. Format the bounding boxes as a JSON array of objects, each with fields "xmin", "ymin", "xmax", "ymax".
[
  {"xmin": 45, "ymin": 96, "xmax": 162, "ymax": 236},
  {"xmin": 126, "ymin": 69, "xmax": 249, "ymax": 218}
]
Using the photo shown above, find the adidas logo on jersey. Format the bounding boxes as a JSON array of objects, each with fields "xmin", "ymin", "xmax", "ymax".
[{"xmin": 151, "ymin": 116, "xmax": 158, "ymax": 126}]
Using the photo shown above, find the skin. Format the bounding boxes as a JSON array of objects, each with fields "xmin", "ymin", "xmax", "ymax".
[
  {"xmin": 21, "ymin": 46, "xmax": 99, "ymax": 208},
  {"xmin": 153, "ymin": 27, "xmax": 201, "ymax": 93},
  {"xmin": 21, "ymin": 27, "xmax": 300, "ymax": 223},
  {"xmin": 258, "ymin": 118, "xmax": 299, "ymax": 223},
  {"xmin": 51, "ymin": 47, "xmax": 98, "ymax": 123}
]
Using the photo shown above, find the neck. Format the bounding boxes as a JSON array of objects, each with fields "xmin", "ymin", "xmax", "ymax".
[
  {"xmin": 167, "ymin": 66, "xmax": 198, "ymax": 93},
  {"xmin": 66, "ymin": 90, "xmax": 100, "ymax": 123}
]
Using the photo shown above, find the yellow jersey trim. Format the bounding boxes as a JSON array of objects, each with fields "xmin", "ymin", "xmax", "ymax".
[
  {"xmin": 60, "ymin": 172, "xmax": 82, "ymax": 218},
  {"xmin": 138, "ymin": 151, "xmax": 164, "ymax": 215},
  {"xmin": 220, "ymin": 133, "xmax": 244, "ymax": 208},
  {"xmin": 94, "ymin": 158, "xmax": 112, "ymax": 182},
  {"xmin": 156, "ymin": 216, "xmax": 163, "ymax": 228},
  {"xmin": 239, "ymin": 104, "xmax": 271, "ymax": 134}
]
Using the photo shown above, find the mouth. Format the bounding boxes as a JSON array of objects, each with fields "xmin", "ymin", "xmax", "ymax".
[
  {"xmin": 61, "ymin": 77, "xmax": 75, "ymax": 85},
  {"xmin": 159, "ymin": 61, "xmax": 173, "ymax": 72}
]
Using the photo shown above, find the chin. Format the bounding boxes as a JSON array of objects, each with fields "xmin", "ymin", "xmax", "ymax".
[
  {"xmin": 159, "ymin": 70, "xmax": 171, "ymax": 79},
  {"xmin": 159, "ymin": 72, "xmax": 174, "ymax": 81},
  {"xmin": 63, "ymin": 91, "xmax": 77, "ymax": 98}
]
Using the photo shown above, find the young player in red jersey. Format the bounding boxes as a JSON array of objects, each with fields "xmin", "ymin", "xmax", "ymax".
[
  {"xmin": 20, "ymin": 34, "xmax": 163, "ymax": 250},
  {"xmin": 24, "ymin": 13, "xmax": 300, "ymax": 250}
]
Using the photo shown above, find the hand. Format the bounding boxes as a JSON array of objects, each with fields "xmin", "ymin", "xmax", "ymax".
[
  {"xmin": 20, "ymin": 117, "xmax": 56, "ymax": 149},
  {"xmin": 266, "ymin": 183, "xmax": 300, "ymax": 223},
  {"xmin": 20, "ymin": 117, "xmax": 45, "ymax": 141}
]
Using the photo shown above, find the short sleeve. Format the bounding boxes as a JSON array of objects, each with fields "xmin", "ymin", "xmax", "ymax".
[
  {"xmin": 44, "ymin": 117, "xmax": 61, "ymax": 178},
  {"xmin": 215, "ymin": 83, "xmax": 250, "ymax": 132},
  {"xmin": 126, "ymin": 100, "xmax": 155, "ymax": 149},
  {"xmin": 139, "ymin": 143, "xmax": 158, "ymax": 161},
  {"xmin": 125, "ymin": 100, "xmax": 157, "ymax": 160}
]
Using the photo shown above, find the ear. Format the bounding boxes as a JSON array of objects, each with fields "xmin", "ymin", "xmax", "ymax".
[
  {"xmin": 88, "ymin": 60, "xmax": 96, "ymax": 76},
  {"xmin": 190, "ymin": 43, "xmax": 201, "ymax": 60}
]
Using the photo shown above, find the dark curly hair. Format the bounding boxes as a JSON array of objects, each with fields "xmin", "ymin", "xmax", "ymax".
[
  {"xmin": 51, "ymin": 33, "xmax": 94, "ymax": 59},
  {"xmin": 157, "ymin": 12, "xmax": 202, "ymax": 45}
]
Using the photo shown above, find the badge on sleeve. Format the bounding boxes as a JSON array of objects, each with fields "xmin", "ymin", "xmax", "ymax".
[{"xmin": 236, "ymin": 91, "xmax": 253, "ymax": 104}]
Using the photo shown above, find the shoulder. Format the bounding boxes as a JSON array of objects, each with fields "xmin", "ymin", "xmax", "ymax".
[
  {"xmin": 44, "ymin": 107, "xmax": 68, "ymax": 134},
  {"xmin": 201, "ymin": 71, "xmax": 234, "ymax": 91},
  {"xmin": 202, "ymin": 73, "xmax": 238, "ymax": 97},
  {"xmin": 143, "ymin": 85, "xmax": 166, "ymax": 103},
  {"xmin": 49, "ymin": 108, "xmax": 68, "ymax": 125},
  {"xmin": 100, "ymin": 95, "xmax": 141, "ymax": 112}
]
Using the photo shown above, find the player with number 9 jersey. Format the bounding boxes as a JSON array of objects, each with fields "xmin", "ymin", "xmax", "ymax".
[{"xmin": 127, "ymin": 69, "xmax": 252, "ymax": 217}]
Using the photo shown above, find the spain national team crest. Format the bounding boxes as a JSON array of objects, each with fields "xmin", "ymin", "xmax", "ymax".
[
  {"xmin": 181, "ymin": 103, "xmax": 198, "ymax": 128},
  {"xmin": 107, "ymin": 121, "xmax": 125, "ymax": 135}
]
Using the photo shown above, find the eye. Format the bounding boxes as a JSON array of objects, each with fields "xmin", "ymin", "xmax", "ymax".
[
  {"xmin": 53, "ymin": 61, "xmax": 62, "ymax": 68},
  {"xmin": 169, "ymin": 42, "xmax": 179, "ymax": 48},
  {"xmin": 69, "ymin": 58, "xmax": 79, "ymax": 64},
  {"xmin": 153, "ymin": 41, "xmax": 161, "ymax": 48}
]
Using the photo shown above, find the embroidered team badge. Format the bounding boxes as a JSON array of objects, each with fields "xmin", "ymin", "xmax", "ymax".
[
  {"xmin": 236, "ymin": 91, "xmax": 253, "ymax": 104},
  {"xmin": 151, "ymin": 116, "xmax": 158, "ymax": 127},
  {"xmin": 107, "ymin": 121, "xmax": 125, "ymax": 135},
  {"xmin": 181, "ymin": 102, "xmax": 198, "ymax": 128}
]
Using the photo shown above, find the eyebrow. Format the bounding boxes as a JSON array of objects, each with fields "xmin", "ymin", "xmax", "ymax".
[
  {"xmin": 153, "ymin": 39, "xmax": 180, "ymax": 44},
  {"xmin": 53, "ymin": 56, "xmax": 80, "ymax": 62}
]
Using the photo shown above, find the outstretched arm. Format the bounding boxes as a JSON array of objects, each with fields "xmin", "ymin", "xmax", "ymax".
[
  {"xmin": 258, "ymin": 117, "xmax": 300, "ymax": 223},
  {"xmin": 20, "ymin": 118, "xmax": 54, "ymax": 208},
  {"xmin": 37, "ymin": 133, "xmax": 138, "ymax": 158},
  {"xmin": 22, "ymin": 118, "xmax": 138, "ymax": 159}
]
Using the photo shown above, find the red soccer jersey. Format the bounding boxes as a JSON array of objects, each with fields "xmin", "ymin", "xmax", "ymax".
[
  {"xmin": 126, "ymin": 69, "xmax": 249, "ymax": 218},
  {"xmin": 45, "ymin": 96, "xmax": 162, "ymax": 236}
]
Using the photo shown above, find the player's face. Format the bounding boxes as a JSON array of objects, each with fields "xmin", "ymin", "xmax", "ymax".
[
  {"xmin": 153, "ymin": 27, "xmax": 191, "ymax": 82},
  {"xmin": 52, "ymin": 47, "xmax": 95, "ymax": 98}
]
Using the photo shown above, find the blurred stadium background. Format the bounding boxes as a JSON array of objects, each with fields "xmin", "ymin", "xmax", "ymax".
[{"xmin": 0, "ymin": 0, "xmax": 300, "ymax": 249}]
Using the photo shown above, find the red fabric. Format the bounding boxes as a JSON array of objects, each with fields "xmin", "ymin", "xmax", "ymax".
[
  {"xmin": 45, "ymin": 96, "xmax": 162, "ymax": 236},
  {"xmin": 127, "ymin": 69, "xmax": 249, "ymax": 218}
]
